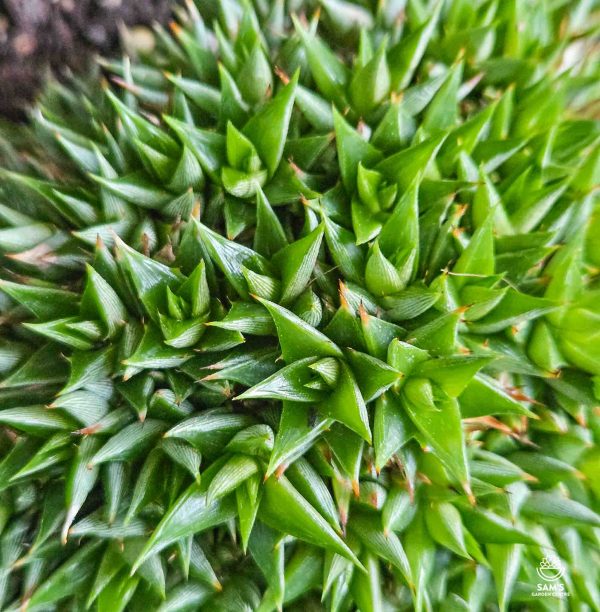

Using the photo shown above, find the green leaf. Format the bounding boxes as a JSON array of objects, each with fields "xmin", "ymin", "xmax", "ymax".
[
  {"xmin": 256, "ymin": 296, "xmax": 342, "ymax": 362},
  {"xmin": 383, "ymin": 285, "xmax": 440, "ymax": 322},
  {"xmin": 165, "ymin": 72, "xmax": 220, "ymax": 117},
  {"xmin": 326, "ymin": 424, "xmax": 363, "ymax": 484},
  {"xmin": 425, "ymin": 502, "xmax": 469, "ymax": 558},
  {"xmin": 323, "ymin": 296, "xmax": 365, "ymax": 352},
  {"xmin": 123, "ymin": 324, "xmax": 193, "ymax": 370},
  {"xmin": 0, "ymin": 280, "xmax": 79, "ymax": 320},
  {"xmin": 333, "ymin": 107, "xmax": 383, "ymax": 192},
  {"xmin": 178, "ymin": 260, "xmax": 210, "ymax": 318},
  {"xmin": 350, "ymin": 552, "xmax": 382, "ymax": 612},
  {"xmin": 238, "ymin": 43, "xmax": 273, "ymax": 105},
  {"xmin": 89, "ymin": 420, "xmax": 167, "ymax": 466},
  {"xmin": 197, "ymin": 347, "xmax": 279, "ymax": 387},
  {"xmin": 522, "ymin": 491, "xmax": 600, "ymax": 527},
  {"xmin": 164, "ymin": 116, "xmax": 227, "ymax": 182},
  {"xmin": 218, "ymin": 64, "xmax": 249, "ymax": 127},
  {"xmin": 0, "ymin": 222, "xmax": 54, "ymax": 252},
  {"xmin": 62, "ymin": 436, "xmax": 102, "ymax": 543},
  {"xmin": 320, "ymin": 361, "xmax": 371, "ymax": 442},
  {"xmin": 382, "ymin": 487, "xmax": 416, "ymax": 535},
  {"xmin": 467, "ymin": 289, "xmax": 557, "ymax": 334},
  {"xmin": 196, "ymin": 220, "xmax": 271, "ymax": 299},
  {"xmin": 170, "ymin": 146, "xmax": 205, "ymax": 192},
  {"xmin": 403, "ymin": 382, "xmax": 470, "ymax": 489},
  {"xmin": 236, "ymin": 357, "xmax": 325, "ymax": 403},
  {"xmin": 452, "ymin": 215, "xmax": 495, "ymax": 288},
  {"xmin": 126, "ymin": 450, "xmax": 163, "ymax": 523},
  {"xmin": 376, "ymin": 134, "xmax": 446, "ymax": 191},
  {"xmin": 25, "ymin": 318, "xmax": 101, "ymax": 350},
  {"xmin": 97, "ymin": 570, "xmax": 140, "ymax": 611},
  {"xmin": 459, "ymin": 374, "xmax": 534, "ymax": 418},
  {"xmin": 487, "ymin": 544, "xmax": 522, "ymax": 612},
  {"xmin": 208, "ymin": 302, "xmax": 274, "ymax": 336},
  {"xmin": 286, "ymin": 457, "xmax": 339, "ymax": 530},
  {"xmin": 115, "ymin": 236, "xmax": 181, "ymax": 317},
  {"xmin": 295, "ymin": 83, "xmax": 334, "ymax": 132},
  {"xmin": 207, "ymin": 455, "xmax": 259, "ymax": 503},
  {"xmin": 405, "ymin": 310, "xmax": 461, "ymax": 356},
  {"xmin": 345, "ymin": 349, "xmax": 401, "ymax": 402},
  {"xmin": 259, "ymin": 475, "xmax": 361, "ymax": 567},
  {"xmin": 388, "ymin": 0, "xmax": 443, "ymax": 89},
  {"xmin": 10, "ymin": 432, "xmax": 71, "ymax": 481},
  {"xmin": 365, "ymin": 241, "xmax": 406, "ymax": 296},
  {"xmin": 0, "ymin": 406, "xmax": 76, "ymax": 435},
  {"xmin": 350, "ymin": 510, "xmax": 413, "ymax": 587},
  {"xmin": 237, "ymin": 474, "xmax": 262, "ymax": 553},
  {"xmin": 387, "ymin": 338, "xmax": 429, "ymax": 376},
  {"xmin": 86, "ymin": 545, "xmax": 125, "ymax": 608},
  {"xmin": 161, "ymin": 438, "xmax": 202, "ymax": 481},
  {"xmin": 0, "ymin": 343, "xmax": 68, "ymax": 389},
  {"xmin": 294, "ymin": 18, "xmax": 349, "ymax": 106},
  {"xmin": 117, "ymin": 374, "xmax": 154, "ymax": 421},
  {"xmin": 273, "ymin": 225, "xmax": 324, "ymax": 305},
  {"xmin": 81, "ymin": 265, "xmax": 127, "ymax": 336},
  {"xmin": 461, "ymin": 508, "xmax": 536, "ymax": 545},
  {"xmin": 374, "ymin": 393, "xmax": 411, "ymax": 471},
  {"xmin": 226, "ymin": 120, "xmax": 262, "ymax": 172},
  {"xmin": 249, "ymin": 522, "xmax": 285, "ymax": 611},
  {"xmin": 103, "ymin": 461, "xmax": 128, "ymax": 525},
  {"xmin": 158, "ymin": 583, "xmax": 213, "ymax": 611},
  {"xmin": 422, "ymin": 63, "xmax": 463, "ymax": 132},
  {"xmin": 165, "ymin": 410, "xmax": 255, "ymax": 458},
  {"xmin": 379, "ymin": 181, "xmax": 419, "ymax": 269},
  {"xmin": 349, "ymin": 42, "xmax": 391, "ymax": 116},
  {"xmin": 91, "ymin": 172, "xmax": 172, "ymax": 209},
  {"xmin": 242, "ymin": 266, "xmax": 281, "ymax": 301},
  {"xmin": 60, "ymin": 346, "xmax": 114, "ymax": 396},
  {"xmin": 133, "ymin": 481, "xmax": 236, "ymax": 572},
  {"xmin": 243, "ymin": 71, "xmax": 299, "ymax": 176},
  {"xmin": 413, "ymin": 356, "xmax": 492, "ymax": 398},
  {"xmin": 267, "ymin": 401, "xmax": 333, "ymax": 478},
  {"xmin": 27, "ymin": 541, "xmax": 103, "ymax": 608},
  {"xmin": 159, "ymin": 314, "xmax": 207, "ymax": 348},
  {"xmin": 323, "ymin": 214, "xmax": 365, "ymax": 283},
  {"xmin": 106, "ymin": 88, "xmax": 178, "ymax": 155},
  {"xmin": 254, "ymin": 188, "xmax": 288, "ymax": 258}
]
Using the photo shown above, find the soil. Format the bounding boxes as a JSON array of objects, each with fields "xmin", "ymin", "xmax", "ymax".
[{"xmin": 0, "ymin": 0, "xmax": 172, "ymax": 120}]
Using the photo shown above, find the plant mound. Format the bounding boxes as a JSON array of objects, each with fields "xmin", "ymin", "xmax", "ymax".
[{"xmin": 0, "ymin": 1, "xmax": 599, "ymax": 610}]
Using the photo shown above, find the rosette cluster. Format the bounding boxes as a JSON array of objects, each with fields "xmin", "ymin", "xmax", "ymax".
[{"xmin": 0, "ymin": 0, "xmax": 599, "ymax": 610}]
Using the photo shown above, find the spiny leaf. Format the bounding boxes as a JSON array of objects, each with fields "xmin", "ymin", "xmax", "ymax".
[
  {"xmin": 320, "ymin": 361, "xmax": 371, "ymax": 443},
  {"xmin": 403, "ymin": 381, "xmax": 470, "ymax": 489},
  {"xmin": 260, "ymin": 475, "xmax": 362, "ymax": 567},
  {"xmin": 267, "ymin": 401, "xmax": 333, "ymax": 478},
  {"xmin": 333, "ymin": 106, "xmax": 383, "ymax": 192},
  {"xmin": 89, "ymin": 420, "xmax": 167, "ymax": 466},
  {"xmin": 272, "ymin": 224, "xmax": 324, "ymax": 305},
  {"xmin": 242, "ymin": 71, "xmax": 299, "ymax": 176},
  {"xmin": 256, "ymin": 296, "xmax": 343, "ymax": 362},
  {"xmin": 132, "ymin": 482, "xmax": 236, "ymax": 572},
  {"xmin": 0, "ymin": 280, "xmax": 79, "ymax": 320}
]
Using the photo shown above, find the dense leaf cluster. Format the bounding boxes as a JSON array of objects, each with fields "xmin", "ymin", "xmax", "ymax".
[{"xmin": 0, "ymin": 0, "xmax": 599, "ymax": 610}]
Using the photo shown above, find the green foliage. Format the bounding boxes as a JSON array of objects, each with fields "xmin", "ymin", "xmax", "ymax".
[{"xmin": 0, "ymin": 0, "xmax": 599, "ymax": 609}]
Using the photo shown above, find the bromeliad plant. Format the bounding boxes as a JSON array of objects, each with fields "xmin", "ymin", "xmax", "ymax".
[{"xmin": 0, "ymin": 0, "xmax": 599, "ymax": 609}]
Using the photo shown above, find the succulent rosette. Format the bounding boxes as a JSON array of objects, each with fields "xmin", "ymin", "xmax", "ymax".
[{"xmin": 0, "ymin": 0, "xmax": 599, "ymax": 610}]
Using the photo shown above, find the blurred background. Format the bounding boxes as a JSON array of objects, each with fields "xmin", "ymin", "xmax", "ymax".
[{"xmin": 0, "ymin": 0, "xmax": 172, "ymax": 119}]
